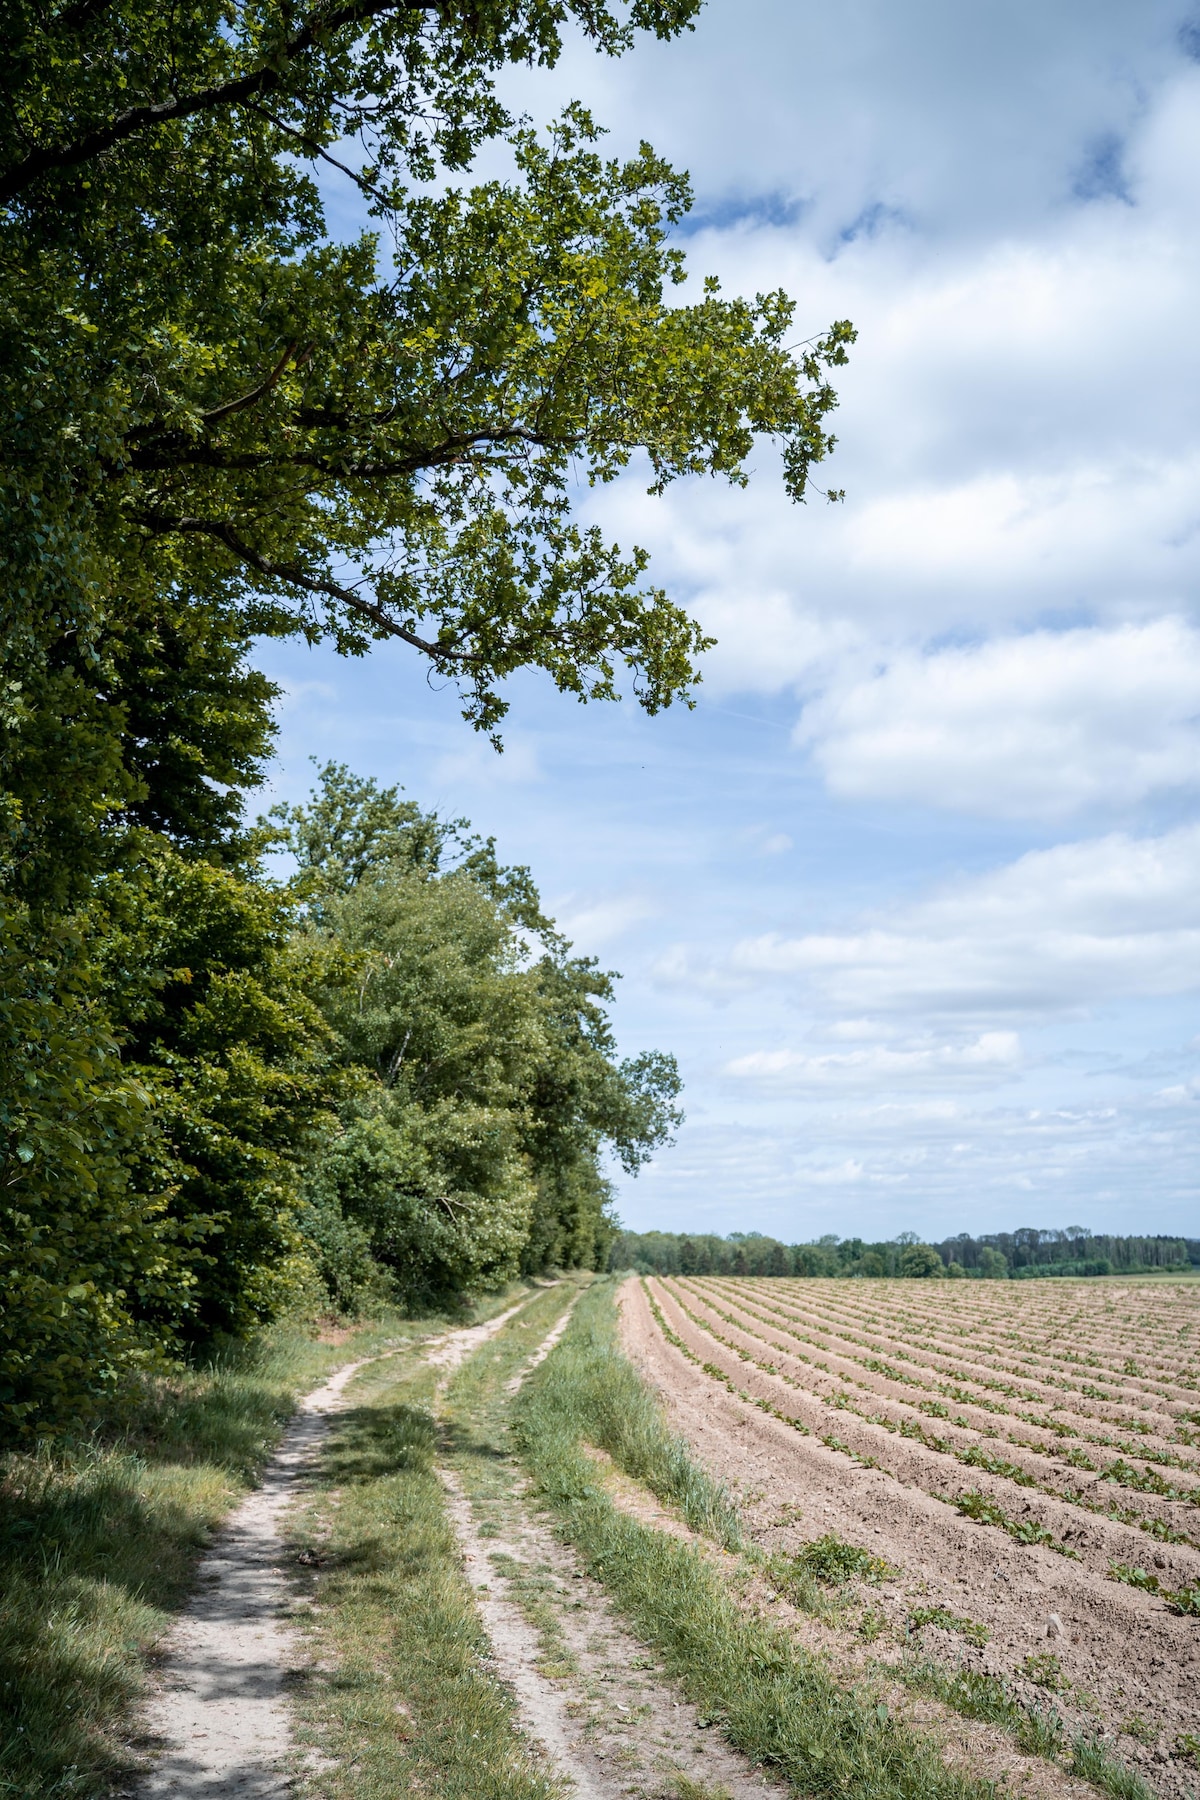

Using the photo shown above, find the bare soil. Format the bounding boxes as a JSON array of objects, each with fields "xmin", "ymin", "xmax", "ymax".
[{"xmin": 620, "ymin": 1277, "xmax": 1200, "ymax": 1800}]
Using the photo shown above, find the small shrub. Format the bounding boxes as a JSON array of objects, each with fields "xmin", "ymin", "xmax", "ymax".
[{"xmin": 789, "ymin": 1532, "xmax": 892, "ymax": 1585}]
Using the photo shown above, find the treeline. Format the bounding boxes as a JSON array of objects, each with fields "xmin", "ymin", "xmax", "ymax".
[
  {"xmin": 610, "ymin": 1228, "xmax": 1199, "ymax": 1280},
  {"xmin": 0, "ymin": 762, "xmax": 679, "ymax": 1441},
  {"xmin": 0, "ymin": 0, "xmax": 852, "ymax": 1446}
]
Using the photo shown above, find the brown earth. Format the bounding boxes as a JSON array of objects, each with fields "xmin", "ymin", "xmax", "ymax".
[
  {"xmin": 673, "ymin": 1281, "xmax": 1200, "ymax": 1539},
  {"xmin": 619, "ymin": 1276, "xmax": 1200, "ymax": 1800}
]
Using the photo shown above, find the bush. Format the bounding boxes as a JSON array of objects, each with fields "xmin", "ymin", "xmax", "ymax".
[{"xmin": 899, "ymin": 1243, "xmax": 944, "ymax": 1279}]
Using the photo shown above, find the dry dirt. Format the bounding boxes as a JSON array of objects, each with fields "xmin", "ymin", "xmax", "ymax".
[{"xmin": 619, "ymin": 1276, "xmax": 1200, "ymax": 1800}]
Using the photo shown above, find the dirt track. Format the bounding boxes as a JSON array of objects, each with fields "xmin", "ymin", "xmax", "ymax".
[{"xmin": 620, "ymin": 1277, "xmax": 1200, "ymax": 1799}]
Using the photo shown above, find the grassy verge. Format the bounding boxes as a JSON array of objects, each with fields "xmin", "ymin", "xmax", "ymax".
[
  {"xmin": 512, "ymin": 1278, "xmax": 998, "ymax": 1800},
  {"xmin": 0, "ymin": 1311, "xmax": 419, "ymax": 1800},
  {"xmin": 285, "ymin": 1285, "xmax": 572, "ymax": 1800}
]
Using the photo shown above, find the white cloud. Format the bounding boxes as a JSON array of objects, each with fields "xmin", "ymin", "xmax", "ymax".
[
  {"xmin": 795, "ymin": 619, "xmax": 1200, "ymax": 818},
  {"xmin": 554, "ymin": 894, "xmax": 655, "ymax": 948},
  {"xmin": 659, "ymin": 822, "xmax": 1200, "ymax": 1019},
  {"xmin": 725, "ymin": 1031, "xmax": 1022, "ymax": 1088},
  {"xmin": 431, "ymin": 736, "xmax": 542, "ymax": 787}
]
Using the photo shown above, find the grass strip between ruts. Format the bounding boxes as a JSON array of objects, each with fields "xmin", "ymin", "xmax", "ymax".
[{"xmin": 511, "ymin": 1277, "xmax": 999, "ymax": 1800}]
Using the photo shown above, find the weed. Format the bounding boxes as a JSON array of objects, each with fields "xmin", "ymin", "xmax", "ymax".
[
  {"xmin": 667, "ymin": 1775, "xmax": 733, "ymax": 1800},
  {"xmin": 1070, "ymin": 1734, "xmax": 1156, "ymax": 1800},
  {"xmin": 908, "ymin": 1605, "xmax": 989, "ymax": 1647},
  {"xmin": 788, "ymin": 1533, "xmax": 892, "ymax": 1586},
  {"xmin": 857, "ymin": 1607, "xmax": 887, "ymax": 1642},
  {"xmin": 1018, "ymin": 1706, "xmax": 1067, "ymax": 1758},
  {"xmin": 899, "ymin": 1658, "xmax": 1062, "ymax": 1759},
  {"xmin": 1019, "ymin": 1653, "xmax": 1064, "ymax": 1691},
  {"xmin": 1175, "ymin": 1733, "xmax": 1200, "ymax": 1763},
  {"xmin": 1120, "ymin": 1716, "xmax": 1156, "ymax": 1746}
]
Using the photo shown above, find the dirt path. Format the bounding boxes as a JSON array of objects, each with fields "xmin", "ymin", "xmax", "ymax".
[
  {"xmin": 621, "ymin": 1277, "xmax": 1200, "ymax": 1800},
  {"xmin": 135, "ymin": 1307, "xmax": 524, "ymax": 1798},
  {"xmin": 436, "ymin": 1290, "xmax": 785, "ymax": 1800}
]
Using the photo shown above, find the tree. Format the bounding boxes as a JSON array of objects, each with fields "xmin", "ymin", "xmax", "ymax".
[
  {"xmin": 2, "ymin": 1, "xmax": 852, "ymax": 907},
  {"xmin": 1, "ymin": 0, "xmax": 849, "ymax": 1423},
  {"xmin": 276, "ymin": 763, "xmax": 680, "ymax": 1304},
  {"xmin": 898, "ymin": 1242, "xmax": 944, "ymax": 1279}
]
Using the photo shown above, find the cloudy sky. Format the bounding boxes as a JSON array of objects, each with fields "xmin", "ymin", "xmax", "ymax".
[{"xmin": 261, "ymin": 0, "xmax": 1200, "ymax": 1244}]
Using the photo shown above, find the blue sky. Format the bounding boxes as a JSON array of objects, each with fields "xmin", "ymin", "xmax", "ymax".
[{"xmin": 258, "ymin": 0, "xmax": 1200, "ymax": 1243}]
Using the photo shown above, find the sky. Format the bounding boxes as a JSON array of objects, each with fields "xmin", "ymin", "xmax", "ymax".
[{"xmin": 258, "ymin": 0, "xmax": 1200, "ymax": 1246}]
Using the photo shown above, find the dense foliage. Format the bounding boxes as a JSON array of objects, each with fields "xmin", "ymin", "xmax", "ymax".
[
  {"xmin": 0, "ymin": 0, "xmax": 849, "ymax": 1438},
  {"xmin": 610, "ymin": 1227, "xmax": 1199, "ymax": 1279},
  {"xmin": 277, "ymin": 763, "xmax": 681, "ymax": 1309}
]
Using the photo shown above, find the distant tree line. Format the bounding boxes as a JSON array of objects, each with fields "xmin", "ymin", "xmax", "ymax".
[{"xmin": 608, "ymin": 1227, "xmax": 1199, "ymax": 1280}]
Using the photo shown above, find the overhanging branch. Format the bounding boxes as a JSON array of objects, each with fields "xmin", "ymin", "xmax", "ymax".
[
  {"xmin": 1, "ymin": 0, "xmax": 443, "ymax": 205},
  {"xmin": 134, "ymin": 508, "xmax": 473, "ymax": 662}
]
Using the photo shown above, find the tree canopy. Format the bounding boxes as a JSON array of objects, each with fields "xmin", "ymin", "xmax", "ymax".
[{"xmin": 0, "ymin": 0, "xmax": 851, "ymax": 1436}]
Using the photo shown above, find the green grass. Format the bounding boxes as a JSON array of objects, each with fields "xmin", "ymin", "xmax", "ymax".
[
  {"xmin": 1069, "ymin": 1734, "xmax": 1156, "ymax": 1800},
  {"xmin": 0, "ymin": 1311, "xmax": 421, "ymax": 1799},
  {"xmin": 512, "ymin": 1278, "xmax": 1000, "ymax": 1800},
  {"xmin": 907, "ymin": 1606, "xmax": 989, "ymax": 1648},
  {"xmin": 895, "ymin": 1661, "xmax": 1064, "ymax": 1760}
]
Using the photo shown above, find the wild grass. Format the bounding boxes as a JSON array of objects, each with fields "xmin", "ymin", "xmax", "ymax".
[
  {"xmin": 0, "ymin": 1313, "xmax": 414, "ymax": 1799},
  {"xmin": 1068, "ymin": 1734, "xmax": 1157, "ymax": 1800},
  {"xmin": 907, "ymin": 1606, "xmax": 989, "ymax": 1648},
  {"xmin": 512, "ymin": 1278, "xmax": 998, "ymax": 1800},
  {"xmin": 895, "ymin": 1660, "xmax": 1064, "ymax": 1760}
]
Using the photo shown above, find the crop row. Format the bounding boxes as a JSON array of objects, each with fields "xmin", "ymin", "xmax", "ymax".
[{"xmin": 657, "ymin": 1280, "xmax": 1200, "ymax": 1558}]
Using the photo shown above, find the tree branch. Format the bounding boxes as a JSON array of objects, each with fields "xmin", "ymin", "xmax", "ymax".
[
  {"xmin": 125, "ymin": 421, "xmax": 554, "ymax": 475},
  {"xmin": 200, "ymin": 340, "xmax": 311, "ymax": 426},
  {"xmin": 0, "ymin": 0, "xmax": 442, "ymax": 205},
  {"xmin": 133, "ymin": 508, "xmax": 474, "ymax": 661}
]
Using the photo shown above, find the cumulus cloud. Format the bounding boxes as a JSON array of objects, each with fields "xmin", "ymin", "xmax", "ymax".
[
  {"xmin": 725, "ymin": 1032, "xmax": 1022, "ymax": 1088},
  {"xmin": 656, "ymin": 822, "xmax": 1200, "ymax": 1018},
  {"xmin": 795, "ymin": 619, "xmax": 1200, "ymax": 818}
]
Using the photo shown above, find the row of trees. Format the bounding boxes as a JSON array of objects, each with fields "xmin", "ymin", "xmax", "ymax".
[
  {"xmin": 1, "ymin": 0, "xmax": 850, "ymax": 1439},
  {"xmin": 1, "ymin": 762, "xmax": 680, "ymax": 1439},
  {"xmin": 610, "ymin": 1228, "xmax": 1198, "ymax": 1280}
]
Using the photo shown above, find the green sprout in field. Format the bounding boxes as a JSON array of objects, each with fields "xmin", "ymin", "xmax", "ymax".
[
  {"xmin": 1020, "ymin": 1653, "xmax": 1066, "ymax": 1692},
  {"xmin": 950, "ymin": 1490, "xmax": 1078, "ymax": 1556},
  {"xmin": 1107, "ymin": 1562, "xmax": 1200, "ymax": 1614},
  {"xmin": 908, "ymin": 1605, "xmax": 989, "ymax": 1647}
]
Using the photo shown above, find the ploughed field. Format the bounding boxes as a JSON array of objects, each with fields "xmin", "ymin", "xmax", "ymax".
[{"xmin": 622, "ymin": 1275, "xmax": 1200, "ymax": 1795}]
